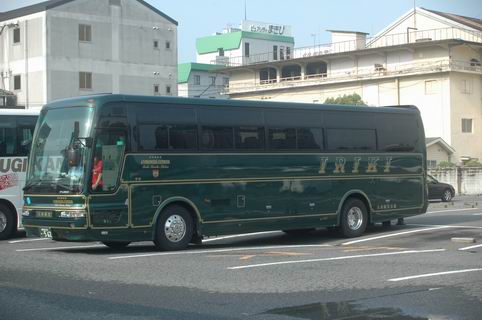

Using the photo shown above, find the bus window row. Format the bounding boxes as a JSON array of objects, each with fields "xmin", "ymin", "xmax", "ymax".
[{"xmin": 134, "ymin": 125, "xmax": 405, "ymax": 152}]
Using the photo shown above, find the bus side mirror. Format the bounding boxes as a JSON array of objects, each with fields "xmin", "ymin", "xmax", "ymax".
[
  {"xmin": 85, "ymin": 137, "xmax": 93, "ymax": 148},
  {"xmin": 67, "ymin": 146, "xmax": 81, "ymax": 167}
]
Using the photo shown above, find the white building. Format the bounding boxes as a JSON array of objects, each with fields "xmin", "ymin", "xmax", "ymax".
[
  {"xmin": 223, "ymin": 8, "xmax": 482, "ymax": 164},
  {"xmin": 177, "ymin": 63, "xmax": 228, "ymax": 98},
  {"xmin": 0, "ymin": 0, "xmax": 178, "ymax": 109},
  {"xmin": 177, "ymin": 20, "xmax": 294, "ymax": 98}
]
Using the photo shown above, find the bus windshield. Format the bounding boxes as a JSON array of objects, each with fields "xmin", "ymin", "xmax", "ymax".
[{"xmin": 26, "ymin": 107, "xmax": 94, "ymax": 194}]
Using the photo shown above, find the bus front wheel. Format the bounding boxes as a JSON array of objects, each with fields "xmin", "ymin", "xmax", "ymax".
[
  {"xmin": 339, "ymin": 198, "xmax": 368, "ymax": 238},
  {"xmin": 0, "ymin": 204, "xmax": 16, "ymax": 240},
  {"xmin": 154, "ymin": 205, "xmax": 193, "ymax": 251}
]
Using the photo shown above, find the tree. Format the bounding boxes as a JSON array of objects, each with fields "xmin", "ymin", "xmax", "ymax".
[
  {"xmin": 437, "ymin": 161, "xmax": 456, "ymax": 168},
  {"xmin": 324, "ymin": 93, "xmax": 367, "ymax": 106},
  {"xmin": 464, "ymin": 159, "xmax": 481, "ymax": 167}
]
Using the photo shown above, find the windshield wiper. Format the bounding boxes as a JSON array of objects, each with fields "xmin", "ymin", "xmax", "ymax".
[{"xmin": 23, "ymin": 178, "xmax": 42, "ymax": 192}]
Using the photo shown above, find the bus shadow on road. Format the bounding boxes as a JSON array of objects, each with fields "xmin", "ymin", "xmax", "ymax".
[{"xmin": 47, "ymin": 223, "xmax": 441, "ymax": 255}]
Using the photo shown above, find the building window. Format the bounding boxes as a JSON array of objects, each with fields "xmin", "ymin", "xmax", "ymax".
[
  {"xmin": 470, "ymin": 58, "xmax": 481, "ymax": 67},
  {"xmin": 13, "ymin": 27, "xmax": 20, "ymax": 44},
  {"xmin": 79, "ymin": 24, "xmax": 92, "ymax": 42},
  {"xmin": 462, "ymin": 119, "xmax": 473, "ymax": 133},
  {"xmin": 165, "ymin": 41, "xmax": 170, "ymax": 50},
  {"xmin": 218, "ymin": 48, "xmax": 224, "ymax": 57},
  {"xmin": 460, "ymin": 79, "xmax": 472, "ymax": 94},
  {"xmin": 286, "ymin": 47, "xmax": 291, "ymax": 59},
  {"xmin": 427, "ymin": 160, "xmax": 437, "ymax": 168},
  {"xmin": 280, "ymin": 46, "xmax": 285, "ymax": 60},
  {"xmin": 209, "ymin": 76, "xmax": 216, "ymax": 86},
  {"xmin": 244, "ymin": 42, "xmax": 250, "ymax": 57},
  {"xmin": 79, "ymin": 72, "xmax": 92, "ymax": 89},
  {"xmin": 166, "ymin": 85, "xmax": 171, "ymax": 95},
  {"xmin": 223, "ymin": 77, "xmax": 229, "ymax": 87},
  {"xmin": 425, "ymin": 80, "xmax": 438, "ymax": 94},
  {"xmin": 273, "ymin": 45, "xmax": 278, "ymax": 60},
  {"xmin": 153, "ymin": 84, "xmax": 159, "ymax": 95},
  {"xmin": 13, "ymin": 75, "xmax": 21, "ymax": 90},
  {"xmin": 153, "ymin": 40, "xmax": 159, "ymax": 49},
  {"xmin": 193, "ymin": 75, "xmax": 201, "ymax": 85}
]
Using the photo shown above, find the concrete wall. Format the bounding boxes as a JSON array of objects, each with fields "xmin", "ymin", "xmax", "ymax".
[
  {"xmin": 47, "ymin": 0, "xmax": 177, "ymax": 100},
  {"xmin": 449, "ymin": 71, "xmax": 482, "ymax": 162},
  {"xmin": 179, "ymin": 70, "xmax": 228, "ymax": 98},
  {"xmin": 0, "ymin": 12, "xmax": 47, "ymax": 109},
  {"xmin": 429, "ymin": 167, "xmax": 482, "ymax": 195}
]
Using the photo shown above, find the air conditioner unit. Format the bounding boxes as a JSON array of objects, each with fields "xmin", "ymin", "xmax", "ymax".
[{"xmin": 374, "ymin": 63, "xmax": 385, "ymax": 71}]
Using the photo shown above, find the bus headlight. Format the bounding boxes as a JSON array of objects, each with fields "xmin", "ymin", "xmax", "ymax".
[
  {"xmin": 60, "ymin": 210, "xmax": 86, "ymax": 219},
  {"xmin": 22, "ymin": 209, "xmax": 30, "ymax": 217}
]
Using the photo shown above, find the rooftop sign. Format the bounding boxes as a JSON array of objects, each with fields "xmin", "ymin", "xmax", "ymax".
[{"xmin": 242, "ymin": 20, "xmax": 291, "ymax": 36}]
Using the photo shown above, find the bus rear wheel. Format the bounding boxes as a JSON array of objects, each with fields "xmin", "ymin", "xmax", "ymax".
[
  {"xmin": 339, "ymin": 198, "xmax": 368, "ymax": 238},
  {"xmin": 0, "ymin": 204, "xmax": 16, "ymax": 240},
  {"xmin": 102, "ymin": 241, "xmax": 131, "ymax": 249},
  {"xmin": 154, "ymin": 205, "xmax": 193, "ymax": 251}
]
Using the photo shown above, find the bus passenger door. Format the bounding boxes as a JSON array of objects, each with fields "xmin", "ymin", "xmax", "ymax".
[{"xmin": 88, "ymin": 130, "xmax": 129, "ymax": 229}]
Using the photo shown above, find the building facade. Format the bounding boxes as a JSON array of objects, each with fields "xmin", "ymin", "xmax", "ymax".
[
  {"xmin": 177, "ymin": 63, "xmax": 227, "ymax": 98},
  {"xmin": 0, "ymin": 0, "xmax": 178, "ymax": 109},
  {"xmin": 223, "ymin": 8, "xmax": 482, "ymax": 163},
  {"xmin": 177, "ymin": 20, "xmax": 294, "ymax": 98}
]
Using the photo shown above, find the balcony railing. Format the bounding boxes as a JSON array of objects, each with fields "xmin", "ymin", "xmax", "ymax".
[
  {"xmin": 214, "ymin": 27, "xmax": 482, "ymax": 68},
  {"xmin": 225, "ymin": 58, "xmax": 481, "ymax": 94}
]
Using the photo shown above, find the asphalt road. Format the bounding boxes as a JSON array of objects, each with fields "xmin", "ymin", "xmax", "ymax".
[{"xmin": 1, "ymin": 196, "xmax": 481, "ymax": 320}]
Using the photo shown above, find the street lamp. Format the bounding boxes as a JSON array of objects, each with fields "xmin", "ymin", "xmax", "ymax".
[{"xmin": 310, "ymin": 33, "xmax": 316, "ymax": 47}]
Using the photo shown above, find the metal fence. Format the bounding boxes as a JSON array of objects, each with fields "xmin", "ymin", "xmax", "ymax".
[{"xmin": 216, "ymin": 27, "xmax": 482, "ymax": 68}]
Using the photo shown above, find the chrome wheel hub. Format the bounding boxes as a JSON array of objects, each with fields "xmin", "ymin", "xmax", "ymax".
[
  {"xmin": 347, "ymin": 207, "xmax": 363, "ymax": 230},
  {"xmin": 444, "ymin": 191, "xmax": 451, "ymax": 201},
  {"xmin": 0, "ymin": 212, "xmax": 7, "ymax": 233},
  {"xmin": 164, "ymin": 215, "xmax": 186, "ymax": 243}
]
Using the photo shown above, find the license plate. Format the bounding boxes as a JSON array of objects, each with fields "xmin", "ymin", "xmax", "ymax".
[
  {"xmin": 39, "ymin": 228, "xmax": 52, "ymax": 238},
  {"xmin": 37, "ymin": 211, "xmax": 53, "ymax": 218}
]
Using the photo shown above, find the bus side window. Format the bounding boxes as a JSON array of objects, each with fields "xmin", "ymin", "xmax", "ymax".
[
  {"xmin": 92, "ymin": 130, "xmax": 126, "ymax": 193},
  {"xmin": 235, "ymin": 126, "xmax": 265, "ymax": 150},
  {"xmin": 0, "ymin": 116, "xmax": 16, "ymax": 156}
]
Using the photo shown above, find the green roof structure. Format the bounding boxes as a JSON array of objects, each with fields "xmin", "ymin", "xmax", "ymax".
[
  {"xmin": 196, "ymin": 31, "xmax": 294, "ymax": 54},
  {"xmin": 177, "ymin": 63, "xmax": 225, "ymax": 84}
]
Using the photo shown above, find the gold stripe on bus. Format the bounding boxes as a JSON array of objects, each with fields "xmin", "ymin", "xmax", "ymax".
[
  {"xmin": 22, "ymin": 224, "xmax": 88, "ymax": 230},
  {"xmin": 203, "ymin": 212, "xmax": 338, "ymax": 225},
  {"xmin": 124, "ymin": 174, "xmax": 423, "ymax": 185},
  {"xmin": 23, "ymin": 205, "xmax": 87, "ymax": 210}
]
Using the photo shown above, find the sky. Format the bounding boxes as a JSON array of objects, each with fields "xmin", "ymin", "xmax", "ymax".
[{"xmin": 1, "ymin": 0, "xmax": 481, "ymax": 63}]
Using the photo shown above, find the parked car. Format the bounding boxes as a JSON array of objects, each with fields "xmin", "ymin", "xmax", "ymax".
[{"xmin": 427, "ymin": 175, "xmax": 455, "ymax": 202}]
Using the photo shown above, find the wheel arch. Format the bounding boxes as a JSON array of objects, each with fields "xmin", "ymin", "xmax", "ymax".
[
  {"xmin": 151, "ymin": 197, "xmax": 202, "ymax": 239},
  {"xmin": 0, "ymin": 199, "xmax": 18, "ymax": 231},
  {"xmin": 336, "ymin": 190, "xmax": 373, "ymax": 225}
]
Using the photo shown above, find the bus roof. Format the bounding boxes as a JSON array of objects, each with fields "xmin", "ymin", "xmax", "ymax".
[
  {"xmin": 0, "ymin": 108, "xmax": 40, "ymax": 116},
  {"xmin": 42, "ymin": 94, "xmax": 420, "ymax": 115}
]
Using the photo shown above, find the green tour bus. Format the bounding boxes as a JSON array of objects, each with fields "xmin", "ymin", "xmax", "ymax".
[{"xmin": 22, "ymin": 94, "xmax": 428, "ymax": 250}]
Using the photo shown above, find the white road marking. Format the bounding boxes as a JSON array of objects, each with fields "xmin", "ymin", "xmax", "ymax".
[
  {"xmin": 16, "ymin": 244, "xmax": 104, "ymax": 252},
  {"xmin": 108, "ymin": 244, "xmax": 332, "ymax": 260},
  {"xmin": 473, "ymin": 213, "xmax": 482, "ymax": 216},
  {"xmin": 426, "ymin": 208, "xmax": 479, "ymax": 214},
  {"xmin": 458, "ymin": 244, "xmax": 482, "ymax": 251},
  {"xmin": 388, "ymin": 268, "xmax": 482, "ymax": 282},
  {"xmin": 407, "ymin": 224, "xmax": 482, "ymax": 229},
  {"xmin": 228, "ymin": 249, "xmax": 445, "ymax": 270},
  {"xmin": 202, "ymin": 231, "xmax": 281, "ymax": 243},
  {"xmin": 341, "ymin": 226, "xmax": 451, "ymax": 246},
  {"xmin": 9, "ymin": 238, "xmax": 51, "ymax": 244}
]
